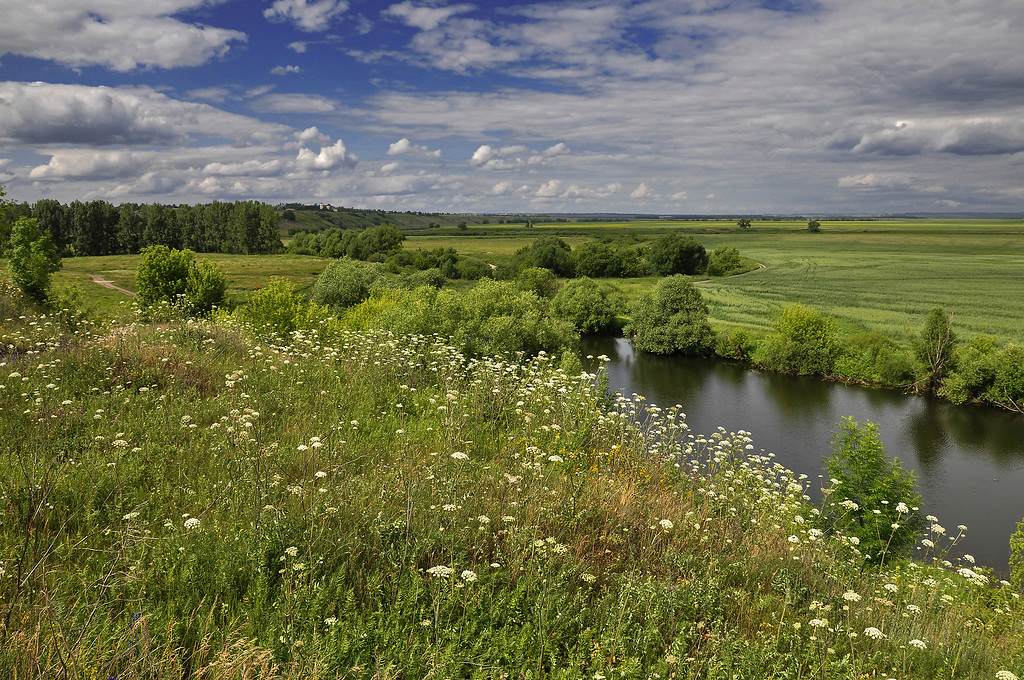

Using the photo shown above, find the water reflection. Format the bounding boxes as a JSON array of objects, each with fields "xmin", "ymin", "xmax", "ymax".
[{"xmin": 584, "ymin": 336, "xmax": 1024, "ymax": 571}]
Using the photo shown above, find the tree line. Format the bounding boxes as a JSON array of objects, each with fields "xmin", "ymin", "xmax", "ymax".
[{"xmin": 0, "ymin": 198, "xmax": 282, "ymax": 257}]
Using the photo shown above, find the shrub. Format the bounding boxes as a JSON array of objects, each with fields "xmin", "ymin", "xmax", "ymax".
[
  {"xmin": 312, "ymin": 259, "xmax": 385, "ymax": 309},
  {"xmin": 914, "ymin": 308, "xmax": 957, "ymax": 393},
  {"xmin": 646, "ymin": 233, "xmax": 708, "ymax": 275},
  {"xmin": 823, "ymin": 418, "xmax": 924, "ymax": 562},
  {"xmin": 7, "ymin": 216, "xmax": 61, "ymax": 302},
  {"xmin": 515, "ymin": 237, "xmax": 574, "ymax": 277},
  {"xmin": 625, "ymin": 275, "xmax": 715, "ymax": 355},
  {"xmin": 405, "ymin": 268, "xmax": 447, "ymax": 289},
  {"xmin": 136, "ymin": 245, "xmax": 226, "ymax": 316},
  {"xmin": 989, "ymin": 343, "xmax": 1024, "ymax": 409},
  {"xmin": 753, "ymin": 304, "xmax": 840, "ymax": 376},
  {"xmin": 938, "ymin": 335, "xmax": 999, "ymax": 405},
  {"xmin": 236, "ymin": 278, "xmax": 306, "ymax": 336},
  {"xmin": 349, "ymin": 224, "xmax": 405, "ymax": 260},
  {"xmin": 737, "ymin": 218, "xmax": 752, "ymax": 230},
  {"xmin": 714, "ymin": 328, "xmax": 756, "ymax": 361},
  {"xmin": 707, "ymin": 247, "xmax": 743, "ymax": 276},
  {"xmin": 834, "ymin": 332, "xmax": 916, "ymax": 386},
  {"xmin": 516, "ymin": 267, "xmax": 558, "ymax": 298},
  {"xmin": 455, "ymin": 257, "xmax": 491, "ymax": 280},
  {"xmin": 550, "ymin": 277, "xmax": 618, "ymax": 335},
  {"xmin": 807, "ymin": 219, "xmax": 822, "ymax": 232},
  {"xmin": 573, "ymin": 241, "xmax": 625, "ymax": 278}
]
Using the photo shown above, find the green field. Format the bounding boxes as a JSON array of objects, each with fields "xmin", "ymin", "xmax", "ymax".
[{"xmin": 30, "ymin": 218, "xmax": 1024, "ymax": 344}]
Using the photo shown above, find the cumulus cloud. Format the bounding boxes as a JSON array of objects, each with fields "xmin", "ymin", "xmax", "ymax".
[
  {"xmin": 470, "ymin": 141, "xmax": 570, "ymax": 169},
  {"xmin": 837, "ymin": 173, "xmax": 946, "ymax": 193},
  {"xmin": 29, "ymin": 150, "xmax": 146, "ymax": 180},
  {"xmin": 251, "ymin": 93, "xmax": 339, "ymax": 113},
  {"xmin": 201, "ymin": 160, "xmax": 285, "ymax": 177},
  {"xmin": 379, "ymin": 161, "xmax": 400, "ymax": 174},
  {"xmin": 535, "ymin": 179, "xmax": 562, "ymax": 198},
  {"xmin": 271, "ymin": 65, "xmax": 303, "ymax": 75},
  {"xmin": 470, "ymin": 145, "xmax": 495, "ymax": 166},
  {"xmin": 264, "ymin": 0, "xmax": 349, "ymax": 32},
  {"xmin": 630, "ymin": 182, "xmax": 651, "ymax": 199},
  {"xmin": 492, "ymin": 181, "xmax": 511, "ymax": 195},
  {"xmin": 387, "ymin": 137, "xmax": 441, "ymax": 157},
  {"xmin": 0, "ymin": 82, "xmax": 288, "ymax": 146},
  {"xmin": 852, "ymin": 118, "xmax": 1024, "ymax": 156},
  {"xmin": 297, "ymin": 126, "xmax": 330, "ymax": 145},
  {"xmin": 0, "ymin": 1, "xmax": 244, "ymax": 71},
  {"xmin": 384, "ymin": 1, "xmax": 474, "ymax": 31},
  {"xmin": 295, "ymin": 139, "xmax": 358, "ymax": 170},
  {"xmin": 289, "ymin": 41, "xmax": 309, "ymax": 53}
]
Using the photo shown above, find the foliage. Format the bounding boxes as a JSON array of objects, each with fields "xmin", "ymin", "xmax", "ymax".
[
  {"xmin": 6, "ymin": 216, "xmax": 62, "ymax": 301},
  {"xmin": 707, "ymin": 246, "xmax": 744, "ymax": 276},
  {"xmin": 625, "ymin": 275, "xmax": 715, "ymax": 355},
  {"xmin": 342, "ymin": 280, "xmax": 577, "ymax": 356},
  {"xmin": 914, "ymin": 308, "xmax": 957, "ymax": 394},
  {"xmin": 939, "ymin": 337, "xmax": 1024, "ymax": 409},
  {"xmin": 807, "ymin": 219, "xmax": 822, "ymax": 232},
  {"xmin": 514, "ymin": 236, "xmax": 575, "ymax": 277},
  {"xmin": 823, "ymin": 418, "xmax": 925, "ymax": 562},
  {"xmin": 311, "ymin": 258, "xmax": 386, "ymax": 309},
  {"xmin": 1011, "ymin": 517, "xmax": 1024, "ymax": 592},
  {"xmin": 646, "ymin": 233, "xmax": 708, "ymax": 275},
  {"xmin": 135, "ymin": 245, "xmax": 226, "ymax": 316},
  {"xmin": 834, "ymin": 332, "xmax": 917, "ymax": 386},
  {"xmin": 515, "ymin": 267, "xmax": 559, "ymax": 298},
  {"xmin": 288, "ymin": 224, "xmax": 405, "ymax": 262},
  {"xmin": 550, "ymin": 277, "xmax": 619, "ymax": 335},
  {"xmin": 573, "ymin": 241, "xmax": 625, "ymax": 277},
  {"xmin": 714, "ymin": 328, "xmax": 756, "ymax": 361},
  {"xmin": 737, "ymin": 218, "xmax": 752, "ymax": 230},
  {"xmin": 236, "ymin": 278, "xmax": 311, "ymax": 337},
  {"xmin": 753, "ymin": 304, "xmax": 841, "ymax": 376}
]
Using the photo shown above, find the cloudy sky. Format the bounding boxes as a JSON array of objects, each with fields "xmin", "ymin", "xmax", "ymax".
[{"xmin": 1, "ymin": 0, "xmax": 1022, "ymax": 213}]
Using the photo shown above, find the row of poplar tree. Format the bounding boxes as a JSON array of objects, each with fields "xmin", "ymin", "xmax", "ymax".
[{"xmin": 3, "ymin": 199, "xmax": 282, "ymax": 257}]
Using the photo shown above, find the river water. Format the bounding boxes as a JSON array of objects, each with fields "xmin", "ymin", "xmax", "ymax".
[{"xmin": 582, "ymin": 336, "xmax": 1024, "ymax": 572}]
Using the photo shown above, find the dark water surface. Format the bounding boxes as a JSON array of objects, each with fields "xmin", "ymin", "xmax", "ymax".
[{"xmin": 583, "ymin": 336, "xmax": 1024, "ymax": 572}]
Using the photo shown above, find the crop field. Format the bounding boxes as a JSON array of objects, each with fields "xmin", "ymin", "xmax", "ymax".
[{"xmin": 27, "ymin": 219, "xmax": 1024, "ymax": 343}]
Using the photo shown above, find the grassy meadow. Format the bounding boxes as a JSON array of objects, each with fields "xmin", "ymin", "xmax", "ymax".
[{"xmin": 2, "ymin": 299, "xmax": 1023, "ymax": 677}]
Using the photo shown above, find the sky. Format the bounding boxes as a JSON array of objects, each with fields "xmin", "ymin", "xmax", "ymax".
[{"xmin": 0, "ymin": 0, "xmax": 1022, "ymax": 214}]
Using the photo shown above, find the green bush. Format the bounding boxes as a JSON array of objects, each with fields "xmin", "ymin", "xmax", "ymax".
[
  {"xmin": 550, "ymin": 277, "xmax": 618, "ymax": 335},
  {"xmin": 914, "ymin": 308, "xmax": 957, "ymax": 393},
  {"xmin": 7, "ymin": 216, "xmax": 61, "ymax": 302},
  {"xmin": 753, "ymin": 304, "xmax": 840, "ymax": 376},
  {"xmin": 455, "ymin": 256, "xmax": 491, "ymax": 280},
  {"xmin": 135, "ymin": 245, "xmax": 225, "ymax": 316},
  {"xmin": 823, "ymin": 418, "xmax": 924, "ymax": 563},
  {"xmin": 516, "ymin": 267, "xmax": 558, "ymax": 298},
  {"xmin": 646, "ymin": 233, "xmax": 708, "ymax": 276},
  {"xmin": 405, "ymin": 268, "xmax": 447, "ymax": 289},
  {"xmin": 833, "ymin": 332, "xmax": 916, "ymax": 386},
  {"xmin": 625, "ymin": 275, "xmax": 715, "ymax": 355},
  {"xmin": 573, "ymin": 241, "xmax": 625, "ymax": 278},
  {"xmin": 312, "ymin": 259, "xmax": 385, "ymax": 309},
  {"xmin": 714, "ymin": 328, "xmax": 756, "ymax": 361},
  {"xmin": 515, "ymin": 237, "xmax": 574, "ymax": 277},
  {"xmin": 938, "ymin": 335, "xmax": 999, "ymax": 405},
  {"xmin": 236, "ymin": 278, "xmax": 306, "ymax": 336},
  {"xmin": 707, "ymin": 247, "xmax": 743, "ymax": 276}
]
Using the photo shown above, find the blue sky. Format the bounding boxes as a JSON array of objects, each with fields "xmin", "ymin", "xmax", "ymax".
[{"xmin": 1, "ymin": 0, "xmax": 1022, "ymax": 213}]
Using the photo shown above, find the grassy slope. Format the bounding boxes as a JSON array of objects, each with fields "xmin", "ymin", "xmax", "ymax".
[{"xmin": 1, "ymin": 308, "xmax": 1022, "ymax": 677}]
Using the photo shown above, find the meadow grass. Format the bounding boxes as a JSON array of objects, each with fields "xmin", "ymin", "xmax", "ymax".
[{"xmin": 1, "ymin": 300, "xmax": 1023, "ymax": 678}]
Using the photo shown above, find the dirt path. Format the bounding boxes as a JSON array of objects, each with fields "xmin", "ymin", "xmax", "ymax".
[{"xmin": 90, "ymin": 275, "xmax": 135, "ymax": 296}]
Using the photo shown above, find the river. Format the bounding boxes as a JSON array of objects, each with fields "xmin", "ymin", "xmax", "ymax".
[{"xmin": 583, "ymin": 336, "xmax": 1024, "ymax": 572}]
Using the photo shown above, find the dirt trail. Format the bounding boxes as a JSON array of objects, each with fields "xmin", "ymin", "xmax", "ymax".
[{"xmin": 90, "ymin": 275, "xmax": 135, "ymax": 296}]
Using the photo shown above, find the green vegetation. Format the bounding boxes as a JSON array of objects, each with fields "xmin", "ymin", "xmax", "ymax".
[
  {"xmin": 7, "ymin": 216, "xmax": 61, "ymax": 301},
  {"xmin": 513, "ymin": 236, "xmax": 575, "ymax": 277},
  {"xmin": 288, "ymin": 224, "xmax": 405, "ymax": 261},
  {"xmin": 625, "ymin": 276, "xmax": 715, "ymax": 355},
  {"xmin": 135, "ymin": 245, "xmax": 227, "ymax": 316},
  {"xmin": 311, "ymin": 258, "xmax": 386, "ymax": 309},
  {"xmin": 753, "ymin": 304, "xmax": 842, "ymax": 376},
  {"xmin": 1, "ymin": 297, "xmax": 1022, "ymax": 677},
  {"xmin": 646, "ymin": 232, "xmax": 708, "ymax": 275},
  {"xmin": 550, "ymin": 277, "xmax": 619, "ymax": 335}
]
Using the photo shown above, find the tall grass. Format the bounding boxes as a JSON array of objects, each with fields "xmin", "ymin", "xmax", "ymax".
[{"xmin": 1, "ymin": 302, "xmax": 1022, "ymax": 677}]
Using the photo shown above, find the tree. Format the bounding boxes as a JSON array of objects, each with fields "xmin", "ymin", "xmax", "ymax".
[
  {"xmin": 707, "ymin": 246, "xmax": 743, "ymax": 276},
  {"xmin": 914, "ymin": 307, "xmax": 956, "ymax": 394},
  {"xmin": 753, "ymin": 304, "xmax": 840, "ymax": 376},
  {"xmin": 625, "ymin": 275, "xmax": 715, "ymax": 355},
  {"xmin": 573, "ymin": 241, "xmax": 625, "ymax": 278},
  {"xmin": 515, "ymin": 237, "xmax": 575, "ymax": 277},
  {"xmin": 807, "ymin": 219, "xmax": 822, "ymax": 233},
  {"xmin": 135, "ymin": 245, "xmax": 225, "ymax": 315},
  {"xmin": 646, "ymin": 233, "xmax": 708, "ymax": 276},
  {"xmin": 823, "ymin": 418, "xmax": 924, "ymax": 563},
  {"xmin": 312, "ymin": 259, "xmax": 385, "ymax": 308},
  {"xmin": 7, "ymin": 216, "xmax": 62, "ymax": 301},
  {"xmin": 550, "ymin": 277, "xmax": 618, "ymax": 335},
  {"xmin": 736, "ymin": 218, "xmax": 752, "ymax": 231}
]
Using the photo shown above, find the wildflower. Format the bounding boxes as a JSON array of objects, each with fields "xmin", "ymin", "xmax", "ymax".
[
  {"xmin": 183, "ymin": 517, "xmax": 200, "ymax": 530},
  {"xmin": 787, "ymin": 535, "xmax": 800, "ymax": 544},
  {"xmin": 460, "ymin": 570, "xmax": 478, "ymax": 582},
  {"xmin": 996, "ymin": 672, "xmax": 1019, "ymax": 680},
  {"xmin": 921, "ymin": 538, "xmax": 935, "ymax": 548},
  {"xmin": 426, "ymin": 565, "xmax": 453, "ymax": 579},
  {"xmin": 839, "ymin": 499, "xmax": 859, "ymax": 511},
  {"xmin": 324, "ymin": 617, "xmax": 338, "ymax": 626},
  {"xmin": 314, "ymin": 470, "xmax": 327, "ymax": 479},
  {"xmin": 896, "ymin": 502, "xmax": 909, "ymax": 514},
  {"xmin": 658, "ymin": 518, "xmax": 674, "ymax": 531},
  {"xmin": 292, "ymin": 562, "xmax": 306, "ymax": 571},
  {"xmin": 808, "ymin": 618, "xmax": 828, "ymax": 628},
  {"xmin": 285, "ymin": 546, "xmax": 299, "ymax": 557},
  {"xmin": 581, "ymin": 573, "xmax": 597, "ymax": 583},
  {"xmin": 122, "ymin": 511, "xmax": 139, "ymax": 521},
  {"xmin": 908, "ymin": 638, "xmax": 926, "ymax": 650},
  {"xmin": 864, "ymin": 627, "xmax": 885, "ymax": 640},
  {"xmin": 906, "ymin": 604, "xmax": 921, "ymax": 614},
  {"xmin": 883, "ymin": 583, "xmax": 899, "ymax": 593},
  {"xmin": 477, "ymin": 515, "xmax": 490, "ymax": 524},
  {"xmin": 842, "ymin": 590, "xmax": 861, "ymax": 602},
  {"xmin": 547, "ymin": 454, "xmax": 564, "ymax": 463},
  {"xmin": 450, "ymin": 451, "xmax": 469, "ymax": 461},
  {"xmin": 964, "ymin": 553, "xmax": 975, "ymax": 564}
]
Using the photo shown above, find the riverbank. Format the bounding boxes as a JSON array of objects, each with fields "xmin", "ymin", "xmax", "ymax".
[{"xmin": 2, "ymin": 308, "xmax": 1023, "ymax": 677}]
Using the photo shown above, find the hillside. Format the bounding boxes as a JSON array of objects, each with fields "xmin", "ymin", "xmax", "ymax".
[{"xmin": 1, "ymin": 293, "xmax": 1022, "ymax": 678}]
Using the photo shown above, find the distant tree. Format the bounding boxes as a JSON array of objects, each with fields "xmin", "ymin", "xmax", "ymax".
[
  {"xmin": 914, "ymin": 307, "xmax": 957, "ymax": 394},
  {"xmin": 737, "ymin": 218, "xmax": 752, "ymax": 230},
  {"xmin": 807, "ymin": 219, "xmax": 822, "ymax": 233},
  {"xmin": 625, "ymin": 275, "xmax": 715, "ymax": 355},
  {"xmin": 550, "ymin": 277, "xmax": 618, "ymax": 335},
  {"xmin": 283, "ymin": 209, "xmax": 296, "ymax": 221},
  {"xmin": 457, "ymin": 222, "xmax": 468, "ymax": 230},
  {"xmin": 753, "ymin": 304, "xmax": 841, "ymax": 376},
  {"xmin": 516, "ymin": 236, "xmax": 575, "ymax": 277},
  {"xmin": 516, "ymin": 267, "xmax": 559, "ymax": 298},
  {"xmin": 646, "ymin": 233, "xmax": 708, "ymax": 276},
  {"xmin": 573, "ymin": 241, "xmax": 625, "ymax": 278},
  {"xmin": 707, "ymin": 246, "xmax": 743, "ymax": 276},
  {"xmin": 7, "ymin": 216, "xmax": 62, "ymax": 301}
]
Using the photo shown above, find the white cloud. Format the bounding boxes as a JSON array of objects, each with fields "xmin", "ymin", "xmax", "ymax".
[
  {"xmin": 379, "ymin": 161, "xmax": 400, "ymax": 174},
  {"xmin": 384, "ymin": 1, "xmax": 474, "ymax": 31},
  {"xmin": 630, "ymin": 182, "xmax": 651, "ymax": 199},
  {"xmin": 470, "ymin": 145, "xmax": 494, "ymax": 166},
  {"xmin": 387, "ymin": 137, "xmax": 441, "ymax": 157},
  {"xmin": 251, "ymin": 93, "xmax": 339, "ymax": 113},
  {"xmin": 271, "ymin": 65, "xmax": 303, "ymax": 76},
  {"xmin": 297, "ymin": 126, "xmax": 330, "ymax": 145},
  {"xmin": 289, "ymin": 41, "xmax": 309, "ymax": 53},
  {"xmin": 535, "ymin": 179, "xmax": 562, "ymax": 198},
  {"xmin": 184, "ymin": 87, "xmax": 232, "ymax": 102},
  {"xmin": 670, "ymin": 191, "xmax": 689, "ymax": 201},
  {"xmin": 0, "ymin": 82, "xmax": 289, "ymax": 146},
  {"xmin": 264, "ymin": 0, "xmax": 349, "ymax": 32},
  {"xmin": 492, "ymin": 181, "xmax": 511, "ymax": 195},
  {"xmin": 295, "ymin": 139, "xmax": 358, "ymax": 170},
  {"xmin": 0, "ymin": 1, "xmax": 244, "ymax": 71},
  {"xmin": 201, "ymin": 160, "xmax": 285, "ymax": 177},
  {"xmin": 29, "ymin": 150, "xmax": 145, "ymax": 180},
  {"xmin": 852, "ymin": 117, "xmax": 1024, "ymax": 156}
]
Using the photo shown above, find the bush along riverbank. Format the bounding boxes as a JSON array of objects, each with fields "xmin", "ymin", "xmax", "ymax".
[{"xmin": 2, "ymin": 289, "xmax": 1024, "ymax": 677}]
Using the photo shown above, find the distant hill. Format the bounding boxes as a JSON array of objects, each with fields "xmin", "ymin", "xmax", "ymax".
[{"xmin": 278, "ymin": 204, "xmax": 501, "ymax": 234}]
